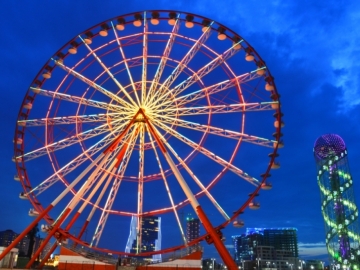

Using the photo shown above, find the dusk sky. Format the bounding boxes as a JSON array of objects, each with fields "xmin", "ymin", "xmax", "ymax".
[{"xmin": 1, "ymin": 0, "xmax": 360, "ymax": 265}]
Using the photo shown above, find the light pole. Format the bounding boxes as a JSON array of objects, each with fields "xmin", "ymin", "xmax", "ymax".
[
  {"xmin": 256, "ymin": 258, "xmax": 261, "ymax": 270},
  {"xmin": 241, "ymin": 259, "xmax": 245, "ymax": 270},
  {"xmin": 266, "ymin": 262, "xmax": 270, "ymax": 269},
  {"xmin": 299, "ymin": 260, "xmax": 303, "ymax": 270}
]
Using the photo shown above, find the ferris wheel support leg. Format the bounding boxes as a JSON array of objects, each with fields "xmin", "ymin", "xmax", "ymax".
[
  {"xmin": 196, "ymin": 206, "xmax": 237, "ymax": 270},
  {"xmin": 0, "ymin": 204, "xmax": 53, "ymax": 262},
  {"xmin": 145, "ymin": 119, "xmax": 237, "ymax": 270},
  {"xmin": 25, "ymin": 208, "xmax": 71, "ymax": 269},
  {"xmin": 37, "ymin": 242, "xmax": 57, "ymax": 269}
]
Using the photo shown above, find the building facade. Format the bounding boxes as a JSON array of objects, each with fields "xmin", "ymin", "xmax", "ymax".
[
  {"xmin": 125, "ymin": 216, "xmax": 161, "ymax": 262},
  {"xmin": 233, "ymin": 232, "xmax": 263, "ymax": 262},
  {"xmin": 262, "ymin": 228, "xmax": 298, "ymax": 258},
  {"xmin": 232, "ymin": 228, "xmax": 299, "ymax": 270},
  {"xmin": 186, "ymin": 217, "xmax": 200, "ymax": 251}
]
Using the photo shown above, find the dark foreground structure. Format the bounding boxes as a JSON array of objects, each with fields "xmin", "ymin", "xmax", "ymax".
[{"xmin": 314, "ymin": 134, "xmax": 360, "ymax": 269}]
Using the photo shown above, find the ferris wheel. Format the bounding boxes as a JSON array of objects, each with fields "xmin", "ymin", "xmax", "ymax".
[{"xmin": 7, "ymin": 10, "xmax": 283, "ymax": 269}]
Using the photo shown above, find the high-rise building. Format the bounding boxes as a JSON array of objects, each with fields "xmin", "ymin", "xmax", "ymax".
[
  {"xmin": 186, "ymin": 217, "xmax": 200, "ymax": 251},
  {"xmin": 232, "ymin": 232, "xmax": 263, "ymax": 262},
  {"xmin": 261, "ymin": 228, "xmax": 298, "ymax": 257},
  {"xmin": 125, "ymin": 216, "xmax": 161, "ymax": 261},
  {"xmin": 314, "ymin": 134, "xmax": 360, "ymax": 268},
  {"xmin": 232, "ymin": 228, "xmax": 298, "ymax": 269}
]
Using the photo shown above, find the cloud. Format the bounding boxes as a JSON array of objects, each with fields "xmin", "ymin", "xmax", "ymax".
[
  {"xmin": 298, "ymin": 242, "xmax": 327, "ymax": 257},
  {"xmin": 189, "ymin": 0, "xmax": 360, "ymax": 112}
]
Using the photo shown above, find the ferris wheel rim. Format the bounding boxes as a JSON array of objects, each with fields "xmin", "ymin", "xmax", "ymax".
[{"xmin": 14, "ymin": 10, "xmax": 282, "ymax": 256}]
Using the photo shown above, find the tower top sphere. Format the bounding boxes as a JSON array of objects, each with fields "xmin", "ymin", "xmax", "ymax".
[{"xmin": 314, "ymin": 134, "xmax": 346, "ymax": 160}]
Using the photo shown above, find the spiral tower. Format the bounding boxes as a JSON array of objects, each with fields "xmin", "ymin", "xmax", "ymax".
[{"xmin": 314, "ymin": 134, "xmax": 360, "ymax": 269}]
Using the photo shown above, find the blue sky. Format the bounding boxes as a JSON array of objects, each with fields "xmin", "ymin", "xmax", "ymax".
[{"xmin": 1, "ymin": 0, "xmax": 360, "ymax": 264}]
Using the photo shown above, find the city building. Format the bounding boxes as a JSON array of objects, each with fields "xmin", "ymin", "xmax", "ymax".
[
  {"xmin": 0, "ymin": 230, "xmax": 29, "ymax": 256},
  {"xmin": 232, "ymin": 228, "xmax": 299, "ymax": 270},
  {"xmin": 186, "ymin": 216, "xmax": 200, "ymax": 251},
  {"xmin": 125, "ymin": 216, "xmax": 161, "ymax": 262},
  {"xmin": 0, "ymin": 229, "xmax": 52, "ymax": 259},
  {"xmin": 233, "ymin": 232, "xmax": 263, "ymax": 261},
  {"xmin": 314, "ymin": 134, "xmax": 360, "ymax": 268},
  {"xmin": 261, "ymin": 228, "xmax": 298, "ymax": 258}
]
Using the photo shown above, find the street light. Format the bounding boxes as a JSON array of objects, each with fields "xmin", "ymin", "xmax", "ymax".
[
  {"xmin": 256, "ymin": 258, "xmax": 261, "ymax": 270},
  {"xmin": 299, "ymin": 260, "xmax": 303, "ymax": 270},
  {"xmin": 266, "ymin": 262, "xmax": 270, "ymax": 269}
]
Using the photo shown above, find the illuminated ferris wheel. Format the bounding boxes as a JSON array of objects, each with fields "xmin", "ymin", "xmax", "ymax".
[{"xmin": 8, "ymin": 10, "xmax": 283, "ymax": 269}]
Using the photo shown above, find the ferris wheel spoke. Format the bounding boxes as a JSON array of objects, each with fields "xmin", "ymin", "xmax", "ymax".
[
  {"xmin": 64, "ymin": 132, "xmax": 130, "ymax": 231},
  {"xmin": 18, "ymin": 113, "xmax": 126, "ymax": 127},
  {"xmin": 145, "ymin": 18, "xmax": 181, "ymax": 106},
  {"xmin": 78, "ymin": 164, "xmax": 118, "ymax": 242},
  {"xmin": 75, "ymin": 127, "xmax": 137, "ymax": 242},
  {"xmin": 147, "ymin": 22, "xmax": 213, "ymax": 108},
  {"xmin": 151, "ymin": 114, "xmax": 275, "ymax": 148},
  {"xmin": 79, "ymin": 37, "xmax": 139, "ymax": 108},
  {"xmin": 151, "ymin": 42, "xmax": 242, "ymax": 107},
  {"xmin": 165, "ymin": 141, "xmax": 230, "ymax": 221},
  {"xmin": 18, "ymin": 119, "xmax": 128, "ymax": 162},
  {"xmin": 151, "ymin": 69, "xmax": 262, "ymax": 110},
  {"xmin": 28, "ymin": 122, "xmax": 129, "ymax": 196},
  {"xmin": 46, "ymin": 150, "xmax": 113, "ymax": 215},
  {"xmin": 153, "ymin": 121, "xmax": 260, "ymax": 186},
  {"xmin": 52, "ymin": 59, "xmax": 135, "ymax": 110},
  {"xmin": 141, "ymin": 12, "xmax": 148, "ymax": 105},
  {"xmin": 159, "ymin": 102, "xmax": 278, "ymax": 116},
  {"xmin": 30, "ymin": 87, "xmax": 129, "ymax": 112},
  {"xmin": 110, "ymin": 23, "xmax": 141, "ymax": 106},
  {"xmin": 91, "ymin": 127, "xmax": 139, "ymax": 247},
  {"xmin": 19, "ymin": 124, "xmax": 110, "ymax": 161},
  {"xmin": 170, "ymin": 42, "xmax": 242, "ymax": 97},
  {"xmin": 146, "ymin": 127, "xmax": 187, "ymax": 245},
  {"xmin": 136, "ymin": 124, "xmax": 145, "ymax": 252},
  {"xmin": 61, "ymin": 150, "xmax": 118, "ymax": 227}
]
